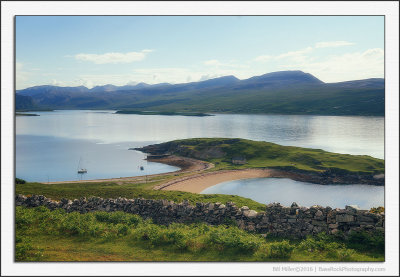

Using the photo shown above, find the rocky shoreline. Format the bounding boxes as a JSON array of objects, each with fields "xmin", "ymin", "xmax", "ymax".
[{"xmin": 269, "ymin": 167, "xmax": 384, "ymax": 186}]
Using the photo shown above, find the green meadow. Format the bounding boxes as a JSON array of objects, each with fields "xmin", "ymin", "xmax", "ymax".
[{"xmin": 16, "ymin": 206, "xmax": 384, "ymax": 262}]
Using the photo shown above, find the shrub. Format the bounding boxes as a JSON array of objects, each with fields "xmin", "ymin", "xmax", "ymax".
[
  {"xmin": 347, "ymin": 230, "xmax": 384, "ymax": 253},
  {"xmin": 16, "ymin": 178, "xmax": 26, "ymax": 184},
  {"xmin": 116, "ymin": 224, "xmax": 130, "ymax": 236},
  {"xmin": 369, "ymin": 206, "xmax": 384, "ymax": 214},
  {"xmin": 133, "ymin": 223, "xmax": 189, "ymax": 250},
  {"xmin": 134, "ymin": 222, "xmax": 164, "ymax": 242},
  {"xmin": 15, "ymin": 234, "xmax": 43, "ymax": 261},
  {"xmin": 160, "ymin": 228, "xmax": 188, "ymax": 249},
  {"xmin": 87, "ymin": 223, "xmax": 106, "ymax": 237},
  {"xmin": 59, "ymin": 212, "xmax": 100, "ymax": 236},
  {"xmin": 267, "ymin": 240, "xmax": 295, "ymax": 259},
  {"xmin": 100, "ymin": 230, "xmax": 118, "ymax": 241},
  {"xmin": 206, "ymin": 226, "xmax": 262, "ymax": 253},
  {"xmin": 15, "ymin": 235, "xmax": 33, "ymax": 261},
  {"xmin": 298, "ymin": 235, "xmax": 344, "ymax": 253},
  {"xmin": 94, "ymin": 211, "xmax": 141, "ymax": 226},
  {"xmin": 326, "ymin": 248, "xmax": 356, "ymax": 261},
  {"xmin": 15, "ymin": 206, "xmax": 35, "ymax": 229}
]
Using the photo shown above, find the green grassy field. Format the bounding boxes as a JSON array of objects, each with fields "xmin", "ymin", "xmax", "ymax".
[
  {"xmin": 145, "ymin": 138, "xmax": 385, "ymax": 175},
  {"xmin": 16, "ymin": 206, "xmax": 384, "ymax": 262}
]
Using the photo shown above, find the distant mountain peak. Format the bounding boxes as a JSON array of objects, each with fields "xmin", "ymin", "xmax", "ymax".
[
  {"xmin": 242, "ymin": 70, "xmax": 324, "ymax": 86},
  {"xmin": 134, "ymin": 82, "xmax": 150, "ymax": 88}
]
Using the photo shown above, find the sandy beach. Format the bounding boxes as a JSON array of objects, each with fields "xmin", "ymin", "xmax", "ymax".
[{"xmin": 157, "ymin": 169, "xmax": 280, "ymax": 193}]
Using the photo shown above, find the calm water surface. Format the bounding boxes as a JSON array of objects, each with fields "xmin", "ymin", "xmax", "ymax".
[
  {"xmin": 201, "ymin": 178, "xmax": 384, "ymax": 209},
  {"xmin": 16, "ymin": 110, "xmax": 384, "ymax": 182}
]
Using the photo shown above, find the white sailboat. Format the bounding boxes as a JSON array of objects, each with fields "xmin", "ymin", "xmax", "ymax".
[{"xmin": 77, "ymin": 157, "xmax": 87, "ymax": 174}]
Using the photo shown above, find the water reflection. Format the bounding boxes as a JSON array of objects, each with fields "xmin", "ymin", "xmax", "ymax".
[{"xmin": 16, "ymin": 110, "xmax": 383, "ymax": 158}]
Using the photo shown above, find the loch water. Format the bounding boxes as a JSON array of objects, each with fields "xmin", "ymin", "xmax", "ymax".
[{"xmin": 16, "ymin": 110, "xmax": 384, "ymax": 191}]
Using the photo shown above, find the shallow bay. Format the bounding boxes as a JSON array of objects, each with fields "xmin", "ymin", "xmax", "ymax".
[{"xmin": 201, "ymin": 178, "xmax": 384, "ymax": 209}]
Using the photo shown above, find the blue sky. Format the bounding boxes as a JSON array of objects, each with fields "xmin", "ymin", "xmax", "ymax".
[{"xmin": 16, "ymin": 16, "xmax": 384, "ymax": 89}]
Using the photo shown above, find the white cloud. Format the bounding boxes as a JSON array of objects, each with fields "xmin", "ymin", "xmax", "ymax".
[
  {"xmin": 252, "ymin": 43, "xmax": 383, "ymax": 82},
  {"xmin": 280, "ymin": 48, "xmax": 384, "ymax": 82},
  {"xmin": 16, "ymin": 62, "xmax": 35, "ymax": 89},
  {"xmin": 204, "ymin": 59, "xmax": 222, "ymax": 66},
  {"xmin": 315, "ymin": 41, "xmax": 355, "ymax": 48},
  {"xmin": 276, "ymin": 47, "xmax": 313, "ymax": 62},
  {"xmin": 74, "ymin": 50, "xmax": 153, "ymax": 64},
  {"xmin": 254, "ymin": 55, "xmax": 272, "ymax": 62},
  {"xmin": 254, "ymin": 47, "xmax": 313, "ymax": 64},
  {"xmin": 203, "ymin": 59, "xmax": 249, "ymax": 69}
]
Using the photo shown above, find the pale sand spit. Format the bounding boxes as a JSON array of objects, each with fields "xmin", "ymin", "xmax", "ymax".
[{"xmin": 160, "ymin": 169, "xmax": 278, "ymax": 193}]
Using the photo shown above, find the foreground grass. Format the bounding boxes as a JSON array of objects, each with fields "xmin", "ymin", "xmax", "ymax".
[
  {"xmin": 162, "ymin": 138, "xmax": 384, "ymax": 174},
  {"xmin": 16, "ymin": 206, "xmax": 384, "ymax": 262},
  {"xmin": 16, "ymin": 181, "xmax": 266, "ymax": 211}
]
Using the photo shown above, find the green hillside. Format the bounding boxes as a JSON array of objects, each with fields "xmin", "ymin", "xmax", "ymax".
[
  {"xmin": 118, "ymin": 86, "xmax": 384, "ymax": 116},
  {"xmin": 138, "ymin": 138, "xmax": 384, "ymax": 175},
  {"xmin": 16, "ymin": 72, "xmax": 385, "ymax": 116}
]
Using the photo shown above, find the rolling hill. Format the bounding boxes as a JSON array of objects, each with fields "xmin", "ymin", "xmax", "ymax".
[{"xmin": 16, "ymin": 71, "xmax": 385, "ymax": 115}]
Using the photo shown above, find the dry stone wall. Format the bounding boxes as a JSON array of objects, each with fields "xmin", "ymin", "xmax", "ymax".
[{"xmin": 15, "ymin": 194, "xmax": 384, "ymax": 238}]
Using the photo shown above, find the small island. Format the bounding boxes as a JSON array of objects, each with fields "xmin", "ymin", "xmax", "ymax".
[
  {"xmin": 16, "ymin": 113, "xmax": 40, "ymax": 116},
  {"xmin": 115, "ymin": 110, "xmax": 213, "ymax": 117}
]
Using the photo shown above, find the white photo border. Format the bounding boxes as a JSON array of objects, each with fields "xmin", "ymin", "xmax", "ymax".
[{"xmin": 1, "ymin": 1, "xmax": 399, "ymax": 276}]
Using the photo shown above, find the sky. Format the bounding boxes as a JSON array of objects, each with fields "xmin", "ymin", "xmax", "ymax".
[{"xmin": 16, "ymin": 16, "xmax": 384, "ymax": 89}]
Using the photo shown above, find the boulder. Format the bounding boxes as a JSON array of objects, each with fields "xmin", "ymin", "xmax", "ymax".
[
  {"xmin": 336, "ymin": 214, "xmax": 354, "ymax": 223},
  {"xmin": 243, "ymin": 209, "xmax": 258, "ymax": 218}
]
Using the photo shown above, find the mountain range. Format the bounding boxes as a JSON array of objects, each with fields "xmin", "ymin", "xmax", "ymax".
[{"xmin": 15, "ymin": 70, "xmax": 384, "ymax": 116}]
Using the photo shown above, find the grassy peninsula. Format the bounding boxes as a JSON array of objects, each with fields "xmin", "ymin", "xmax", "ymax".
[{"xmin": 137, "ymin": 138, "xmax": 385, "ymax": 176}]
